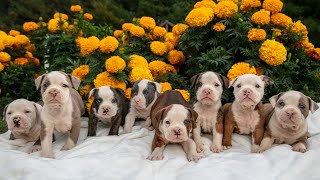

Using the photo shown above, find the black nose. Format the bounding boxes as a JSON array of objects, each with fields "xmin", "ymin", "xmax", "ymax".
[
  {"xmin": 13, "ymin": 117, "xmax": 20, "ymax": 127},
  {"xmin": 174, "ymin": 129, "xmax": 181, "ymax": 135},
  {"xmin": 103, "ymin": 108, "xmax": 109, "ymax": 113}
]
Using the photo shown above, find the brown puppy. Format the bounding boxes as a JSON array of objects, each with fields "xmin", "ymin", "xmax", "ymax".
[
  {"xmin": 255, "ymin": 90, "xmax": 319, "ymax": 153},
  {"xmin": 147, "ymin": 90, "xmax": 201, "ymax": 162}
]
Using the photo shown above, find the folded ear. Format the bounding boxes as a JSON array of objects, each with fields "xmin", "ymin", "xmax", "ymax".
[
  {"xmin": 114, "ymin": 88, "xmax": 125, "ymax": 97},
  {"xmin": 215, "ymin": 72, "xmax": 229, "ymax": 89},
  {"xmin": 153, "ymin": 82, "xmax": 162, "ymax": 94},
  {"xmin": 88, "ymin": 88, "xmax": 98, "ymax": 99},
  {"xmin": 68, "ymin": 75, "xmax": 81, "ymax": 90},
  {"xmin": 269, "ymin": 93, "xmax": 283, "ymax": 107},
  {"xmin": 187, "ymin": 108, "xmax": 198, "ymax": 129},
  {"xmin": 35, "ymin": 74, "xmax": 46, "ymax": 90},
  {"xmin": 33, "ymin": 102, "xmax": 43, "ymax": 122},
  {"xmin": 228, "ymin": 77, "xmax": 239, "ymax": 88},
  {"xmin": 2, "ymin": 104, "xmax": 9, "ymax": 121},
  {"xmin": 260, "ymin": 75, "xmax": 274, "ymax": 87},
  {"xmin": 307, "ymin": 96, "xmax": 319, "ymax": 113},
  {"xmin": 190, "ymin": 73, "xmax": 201, "ymax": 90},
  {"xmin": 155, "ymin": 107, "xmax": 169, "ymax": 129}
]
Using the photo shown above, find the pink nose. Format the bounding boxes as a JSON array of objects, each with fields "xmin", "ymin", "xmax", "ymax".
[
  {"xmin": 134, "ymin": 98, "xmax": 141, "ymax": 103},
  {"xmin": 243, "ymin": 88, "xmax": 252, "ymax": 96},
  {"xmin": 49, "ymin": 89, "xmax": 59, "ymax": 97},
  {"xmin": 172, "ymin": 127, "xmax": 181, "ymax": 135},
  {"xmin": 286, "ymin": 109, "xmax": 296, "ymax": 118},
  {"xmin": 203, "ymin": 89, "xmax": 212, "ymax": 95},
  {"xmin": 102, "ymin": 107, "xmax": 109, "ymax": 113}
]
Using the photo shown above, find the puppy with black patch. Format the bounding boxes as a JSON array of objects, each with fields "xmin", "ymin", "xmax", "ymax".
[
  {"xmin": 190, "ymin": 71, "xmax": 229, "ymax": 153},
  {"xmin": 123, "ymin": 79, "xmax": 162, "ymax": 133},
  {"xmin": 147, "ymin": 90, "xmax": 201, "ymax": 162},
  {"xmin": 222, "ymin": 74, "xmax": 273, "ymax": 152},
  {"xmin": 87, "ymin": 86, "xmax": 129, "ymax": 136},
  {"xmin": 254, "ymin": 90, "xmax": 319, "ymax": 153},
  {"xmin": 35, "ymin": 71, "xmax": 85, "ymax": 158}
]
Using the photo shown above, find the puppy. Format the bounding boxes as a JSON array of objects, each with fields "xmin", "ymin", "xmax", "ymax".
[
  {"xmin": 123, "ymin": 79, "xmax": 162, "ymax": 133},
  {"xmin": 255, "ymin": 91, "xmax": 319, "ymax": 153},
  {"xmin": 222, "ymin": 74, "xmax": 273, "ymax": 152},
  {"xmin": 35, "ymin": 71, "xmax": 84, "ymax": 158},
  {"xmin": 190, "ymin": 71, "xmax": 229, "ymax": 153},
  {"xmin": 87, "ymin": 86, "xmax": 129, "ymax": 136},
  {"xmin": 147, "ymin": 90, "xmax": 201, "ymax": 162}
]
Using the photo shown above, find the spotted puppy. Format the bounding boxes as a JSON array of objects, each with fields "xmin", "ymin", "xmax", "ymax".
[
  {"xmin": 191, "ymin": 71, "xmax": 229, "ymax": 153},
  {"xmin": 222, "ymin": 74, "xmax": 273, "ymax": 152},
  {"xmin": 123, "ymin": 79, "xmax": 162, "ymax": 133},
  {"xmin": 255, "ymin": 90, "xmax": 319, "ymax": 153},
  {"xmin": 87, "ymin": 86, "xmax": 129, "ymax": 136},
  {"xmin": 147, "ymin": 90, "xmax": 201, "ymax": 162},
  {"xmin": 35, "ymin": 71, "xmax": 85, "ymax": 158}
]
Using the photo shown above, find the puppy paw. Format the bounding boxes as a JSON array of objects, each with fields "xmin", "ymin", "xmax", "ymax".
[
  {"xmin": 61, "ymin": 140, "xmax": 75, "ymax": 151},
  {"xmin": 251, "ymin": 144, "xmax": 265, "ymax": 153},
  {"xmin": 122, "ymin": 128, "xmax": 132, "ymax": 134},
  {"xmin": 29, "ymin": 145, "xmax": 41, "ymax": 153},
  {"xmin": 210, "ymin": 144, "xmax": 223, "ymax": 153},
  {"xmin": 140, "ymin": 122, "xmax": 149, "ymax": 129},
  {"xmin": 292, "ymin": 143, "xmax": 307, "ymax": 153},
  {"xmin": 187, "ymin": 153, "xmax": 202, "ymax": 162},
  {"xmin": 147, "ymin": 153, "xmax": 164, "ymax": 161},
  {"xmin": 196, "ymin": 143, "xmax": 204, "ymax": 153},
  {"xmin": 41, "ymin": 152, "xmax": 54, "ymax": 159},
  {"xmin": 223, "ymin": 146, "xmax": 232, "ymax": 150}
]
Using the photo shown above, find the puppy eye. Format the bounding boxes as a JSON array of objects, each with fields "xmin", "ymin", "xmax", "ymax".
[
  {"xmin": 111, "ymin": 98, "xmax": 116, "ymax": 103},
  {"xmin": 25, "ymin": 110, "xmax": 31, "ymax": 113},
  {"xmin": 197, "ymin": 82, "xmax": 202, "ymax": 87},
  {"xmin": 299, "ymin": 104, "xmax": 305, "ymax": 109},
  {"xmin": 279, "ymin": 101, "xmax": 285, "ymax": 107},
  {"xmin": 143, "ymin": 90, "xmax": 148, "ymax": 95},
  {"xmin": 43, "ymin": 83, "xmax": 49, "ymax": 88},
  {"xmin": 165, "ymin": 120, "xmax": 170, "ymax": 125},
  {"xmin": 95, "ymin": 98, "xmax": 102, "ymax": 103},
  {"xmin": 62, "ymin": 84, "xmax": 69, "ymax": 88},
  {"xmin": 183, "ymin": 120, "xmax": 189, "ymax": 125},
  {"xmin": 255, "ymin": 84, "xmax": 260, "ymax": 88},
  {"xmin": 236, "ymin": 84, "xmax": 241, "ymax": 88},
  {"xmin": 214, "ymin": 83, "xmax": 220, "ymax": 87},
  {"xmin": 7, "ymin": 112, "xmax": 12, "ymax": 115}
]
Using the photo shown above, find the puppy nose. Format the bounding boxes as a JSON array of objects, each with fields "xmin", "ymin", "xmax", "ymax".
[
  {"xmin": 286, "ymin": 110, "xmax": 296, "ymax": 118},
  {"xmin": 49, "ymin": 89, "xmax": 59, "ymax": 97},
  {"xmin": 173, "ymin": 128, "xmax": 181, "ymax": 135},
  {"xmin": 102, "ymin": 107, "xmax": 109, "ymax": 113},
  {"xmin": 203, "ymin": 89, "xmax": 212, "ymax": 95},
  {"xmin": 243, "ymin": 88, "xmax": 252, "ymax": 95},
  {"xmin": 13, "ymin": 117, "xmax": 21, "ymax": 122},
  {"xmin": 134, "ymin": 98, "xmax": 141, "ymax": 103}
]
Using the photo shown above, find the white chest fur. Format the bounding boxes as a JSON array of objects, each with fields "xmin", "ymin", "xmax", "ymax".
[
  {"xmin": 232, "ymin": 103, "xmax": 260, "ymax": 134},
  {"xmin": 194, "ymin": 102, "xmax": 220, "ymax": 133}
]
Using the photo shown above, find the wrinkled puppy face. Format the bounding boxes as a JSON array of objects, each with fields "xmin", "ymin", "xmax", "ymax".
[
  {"xmin": 131, "ymin": 79, "xmax": 162, "ymax": 109},
  {"xmin": 191, "ymin": 72, "xmax": 228, "ymax": 105},
  {"xmin": 156, "ymin": 104, "xmax": 197, "ymax": 143},
  {"xmin": 270, "ymin": 90, "xmax": 319, "ymax": 130},
  {"xmin": 229, "ymin": 74, "xmax": 272, "ymax": 108},
  {"xmin": 89, "ymin": 86, "xmax": 121, "ymax": 119},
  {"xmin": 35, "ymin": 71, "xmax": 80, "ymax": 107},
  {"xmin": 3, "ymin": 99, "xmax": 41, "ymax": 133}
]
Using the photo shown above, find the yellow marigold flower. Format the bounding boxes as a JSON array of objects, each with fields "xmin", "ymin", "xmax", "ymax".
[
  {"xmin": 259, "ymin": 39, "xmax": 287, "ymax": 66},
  {"xmin": 165, "ymin": 32, "xmax": 179, "ymax": 46},
  {"xmin": 150, "ymin": 41, "xmax": 167, "ymax": 56},
  {"xmin": 0, "ymin": 52, "xmax": 11, "ymax": 63},
  {"xmin": 247, "ymin": 28, "xmax": 267, "ymax": 42},
  {"xmin": 175, "ymin": 89, "xmax": 190, "ymax": 102},
  {"xmin": 54, "ymin": 13, "xmax": 68, "ymax": 20},
  {"xmin": 48, "ymin": 18, "xmax": 68, "ymax": 33},
  {"xmin": 312, "ymin": 48, "xmax": 320, "ymax": 61},
  {"xmin": 94, "ymin": 71, "xmax": 126, "ymax": 91},
  {"xmin": 0, "ymin": 41, "xmax": 4, "ymax": 51},
  {"xmin": 32, "ymin": 58, "xmax": 40, "ymax": 66},
  {"xmin": 114, "ymin": 30, "xmax": 123, "ymax": 38},
  {"xmin": 86, "ymin": 96, "xmax": 94, "ymax": 113},
  {"xmin": 172, "ymin": 24, "xmax": 189, "ymax": 36},
  {"xmin": 14, "ymin": 35, "xmax": 30, "ymax": 47},
  {"xmin": 0, "ymin": 31, "xmax": 7, "ymax": 36},
  {"xmin": 251, "ymin": 9, "xmax": 271, "ymax": 25},
  {"xmin": 168, "ymin": 50, "xmax": 185, "ymax": 65},
  {"xmin": 153, "ymin": 26, "xmax": 167, "ymax": 37},
  {"xmin": 240, "ymin": 0, "xmax": 261, "ymax": 11},
  {"xmin": 128, "ymin": 55, "xmax": 149, "ymax": 69},
  {"xmin": 79, "ymin": 36, "xmax": 100, "ymax": 56},
  {"xmin": 72, "ymin": 65, "xmax": 90, "ymax": 80},
  {"xmin": 139, "ymin": 16, "xmax": 156, "ymax": 30},
  {"xmin": 70, "ymin": 5, "xmax": 82, "ymax": 12},
  {"xmin": 212, "ymin": 22, "xmax": 226, "ymax": 32},
  {"xmin": 122, "ymin": 23, "xmax": 134, "ymax": 32},
  {"xmin": 262, "ymin": 0, "xmax": 283, "ymax": 13},
  {"xmin": 129, "ymin": 25, "xmax": 145, "ymax": 37},
  {"xmin": 165, "ymin": 42, "xmax": 174, "ymax": 50},
  {"xmin": 194, "ymin": 1, "xmax": 216, "ymax": 9},
  {"xmin": 271, "ymin": 13, "xmax": 292, "ymax": 27},
  {"xmin": 9, "ymin": 30, "xmax": 20, "ymax": 36},
  {"xmin": 227, "ymin": 62, "xmax": 257, "ymax": 80},
  {"xmin": 272, "ymin": 28, "xmax": 282, "ymax": 36},
  {"xmin": 129, "ymin": 67, "xmax": 154, "ymax": 83},
  {"xmin": 214, "ymin": 1, "xmax": 238, "ymax": 19},
  {"xmin": 25, "ymin": 51, "xmax": 33, "ymax": 59},
  {"xmin": 185, "ymin": 7, "xmax": 214, "ymax": 27},
  {"xmin": 75, "ymin": 37, "xmax": 85, "ymax": 47},
  {"xmin": 149, "ymin": 60, "xmax": 168, "ymax": 78},
  {"xmin": 125, "ymin": 88, "xmax": 131, "ymax": 99},
  {"xmin": 14, "ymin": 58, "xmax": 29, "ymax": 66},
  {"xmin": 23, "ymin": 22, "xmax": 40, "ymax": 32},
  {"xmin": 160, "ymin": 82, "xmax": 172, "ymax": 93},
  {"xmin": 0, "ymin": 62, "xmax": 4, "ymax": 72},
  {"xmin": 302, "ymin": 42, "xmax": 314, "ymax": 56},
  {"xmin": 99, "ymin": 36, "xmax": 119, "ymax": 53},
  {"xmin": 105, "ymin": 56, "xmax": 126, "ymax": 73},
  {"xmin": 291, "ymin": 20, "xmax": 308, "ymax": 37},
  {"xmin": 165, "ymin": 64, "xmax": 176, "ymax": 73},
  {"xmin": 218, "ymin": 0, "xmax": 238, "ymax": 4},
  {"xmin": 84, "ymin": 13, "xmax": 93, "ymax": 20},
  {"xmin": 3, "ymin": 35, "xmax": 15, "ymax": 48},
  {"xmin": 80, "ymin": 84, "xmax": 91, "ymax": 97}
]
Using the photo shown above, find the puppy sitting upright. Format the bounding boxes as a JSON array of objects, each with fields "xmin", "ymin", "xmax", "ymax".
[
  {"xmin": 222, "ymin": 74, "xmax": 273, "ymax": 152},
  {"xmin": 255, "ymin": 91, "xmax": 319, "ymax": 153},
  {"xmin": 191, "ymin": 71, "xmax": 229, "ymax": 153},
  {"xmin": 87, "ymin": 86, "xmax": 129, "ymax": 136},
  {"xmin": 35, "ymin": 71, "xmax": 84, "ymax": 158},
  {"xmin": 147, "ymin": 90, "xmax": 201, "ymax": 162},
  {"xmin": 123, "ymin": 79, "xmax": 162, "ymax": 133}
]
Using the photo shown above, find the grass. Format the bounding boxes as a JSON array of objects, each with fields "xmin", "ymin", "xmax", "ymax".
[{"xmin": 0, "ymin": 117, "xmax": 8, "ymax": 133}]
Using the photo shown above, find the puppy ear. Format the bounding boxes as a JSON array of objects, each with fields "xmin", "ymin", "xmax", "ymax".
[
  {"xmin": 215, "ymin": 72, "xmax": 229, "ymax": 89},
  {"xmin": 33, "ymin": 103, "xmax": 42, "ymax": 122},
  {"xmin": 228, "ymin": 77, "xmax": 238, "ymax": 88},
  {"xmin": 269, "ymin": 93, "xmax": 283, "ymax": 107},
  {"xmin": 114, "ymin": 88, "xmax": 125, "ymax": 97},
  {"xmin": 152, "ymin": 82, "xmax": 162, "ymax": 94},
  {"xmin": 187, "ymin": 108, "xmax": 198, "ymax": 128},
  {"xmin": 35, "ymin": 74, "xmax": 46, "ymax": 90},
  {"xmin": 307, "ymin": 96, "xmax": 319, "ymax": 113},
  {"xmin": 68, "ymin": 75, "xmax": 81, "ymax": 90},
  {"xmin": 190, "ymin": 73, "xmax": 201, "ymax": 90},
  {"xmin": 88, "ymin": 88, "xmax": 97, "ymax": 99},
  {"xmin": 155, "ymin": 107, "xmax": 168, "ymax": 126},
  {"xmin": 260, "ymin": 75, "xmax": 274, "ymax": 87},
  {"xmin": 2, "ymin": 104, "xmax": 9, "ymax": 121}
]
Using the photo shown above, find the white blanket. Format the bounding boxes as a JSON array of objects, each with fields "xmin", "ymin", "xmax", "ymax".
[{"xmin": 1, "ymin": 107, "xmax": 320, "ymax": 180}]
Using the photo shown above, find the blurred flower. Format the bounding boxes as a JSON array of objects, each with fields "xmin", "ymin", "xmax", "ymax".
[
  {"xmin": 94, "ymin": 71, "xmax": 126, "ymax": 91},
  {"xmin": 84, "ymin": 13, "xmax": 93, "ymax": 20},
  {"xmin": 262, "ymin": 0, "xmax": 283, "ymax": 13},
  {"xmin": 122, "ymin": 23, "xmax": 134, "ymax": 32},
  {"xmin": 312, "ymin": 48, "xmax": 320, "ymax": 61},
  {"xmin": 227, "ymin": 62, "xmax": 257, "ymax": 80},
  {"xmin": 105, "ymin": 56, "xmax": 126, "ymax": 73},
  {"xmin": 99, "ymin": 36, "xmax": 119, "ymax": 53},
  {"xmin": 125, "ymin": 88, "xmax": 131, "ymax": 99},
  {"xmin": 172, "ymin": 23, "xmax": 189, "ymax": 36},
  {"xmin": 251, "ymin": 9, "xmax": 271, "ymax": 25},
  {"xmin": 79, "ymin": 36, "xmax": 100, "ymax": 56},
  {"xmin": 270, "ymin": 13, "xmax": 292, "ymax": 27},
  {"xmin": 185, "ymin": 7, "xmax": 214, "ymax": 27},
  {"xmin": 240, "ymin": 0, "xmax": 261, "ymax": 11},
  {"xmin": 160, "ymin": 82, "xmax": 172, "ymax": 93},
  {"xmin": 114, "ymin": 30, "xmax": 123, "ymax": 38},
  {"xmin": 165, "ymin": 42, "xmax": 174, "ymax": 50},
  {"xmin": 3, "ymin": 35, "xmax": 15, "ymax": 48},
  {"xmin": 54, "ymin": 13, "xmax": 68, "ymax": 20},
  {"xmin": 139, "ymin": 16, "xmax": 156, "ymax": 30},
  {"xmin": 259, "ymin": 39, "xmax": 287, "ymax": 66},
  {"xmin": 247, "ymin": 28, "xmax": 266, "ymax": 41},
  {"xmin": 165, "ymin": 32, "xmax": 179, "ymax": 46},
  {"xmin": 291, "ymin": 20, "xmax": 308, "ymax": 37},
  {"xmin": 212, "ymin": 22, "xmax": 226, "ymax": 32},
  {"xmin": 70, "ymin": 5, "xmax": 82, "ymax": 12},
  {"xmin": 9, "ymin": 30, "xmax": 20, "ymax": 36},
  {"xmin": 14, "ymin": 58, "xmax": 29, "ymax": 66},
  {"xmin": 48, "ymin": 18, "xmax": 68, "ymax": 33},
  {"xmin": 214, "ymin": 1, "xmax": 238, "ymax": 19},
  {"xmin": 86, "ymin": 97, "xmax": 94, "ymax": 113},
  {"xmin": 149, "ymin": 60, "xmax": 168, "ymax": 78},
  {"xmin": 0, "ymin": 52, "xmax": 11, "ymax": 63},
  {"xmin": 0, "ymin": 62, "xmax": 4, "ymax": 72},
  {"xmin": 129, "ymin": 67, "xmax": 154, "ymax": 83},
  {"xmin": 128, "ymin": 55, "xmax": 149, "ymax": 69},
  {"xmin": 153, "ymin": 26, "xmax": 167, "ymax": 37},
  {"xmin": 130, "ymin": 25, "xmax": 145, "ymax": 37},
  {"xmin": 80, "ymin": 84, "xmax": 91, "ymax": 97},
  {"xmin": 175, "ymin": 89, "xmax": 190, "ymax": 102},
  {"xmin": 150, "ymin": 41, "xmax": 167, "ymax": 56},
  {"xmin": 272, "ymin": 28, "xmax": 282, "ymax": 36},
  {"xmin": 168, "ymin": 50, "xmax": 185, "ymax": 65},
  {"xmin": 23, "ymin": 22, "xmax": 40, "ymax": 32},
  {"xmin": 194, "ymin": 1, "xmax": 216, "ymax": 9},
  {"xmin": 72, "ymin": 65, "xmax": 90, "ymax": 80},
  {"xmin": 14, "ymin": 35, "xmax": 30, "ymax": 47}
]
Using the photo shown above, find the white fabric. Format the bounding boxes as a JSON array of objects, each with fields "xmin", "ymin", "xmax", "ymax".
[{"xmin": 1, "ymin": 105, "xmax": 320, "ymax": 180}]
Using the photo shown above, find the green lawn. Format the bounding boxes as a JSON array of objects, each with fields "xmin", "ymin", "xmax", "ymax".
[{"xmin": 0, "ymin": 117, "xmax": 8, "ymax": 133}]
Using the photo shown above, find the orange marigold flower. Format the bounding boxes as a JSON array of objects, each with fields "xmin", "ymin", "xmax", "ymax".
[
  {"xmin": 139, "ymin": 16, "xmax": 156, "ymax": 30},
  {"xmin": 70, "ymin": 5, "xmax": 82, "ymax": 12},
  {"xmin": 168, "ymin": 50, "xmax": 185, "ymax": 65},
  {"xmin": 23, "ymin": 22, "xmax": 40, "ymax": 32},
  {"xmin": 84, "ymin": 13, "xmax": 93, "ymax": 20},
  {"xmin": 9, "ymin": 30, "xmax": 20, "ymax": 36},
  {"xmin": 14, "ymin": 58, "xmax": 29, "ymax": 66}
]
